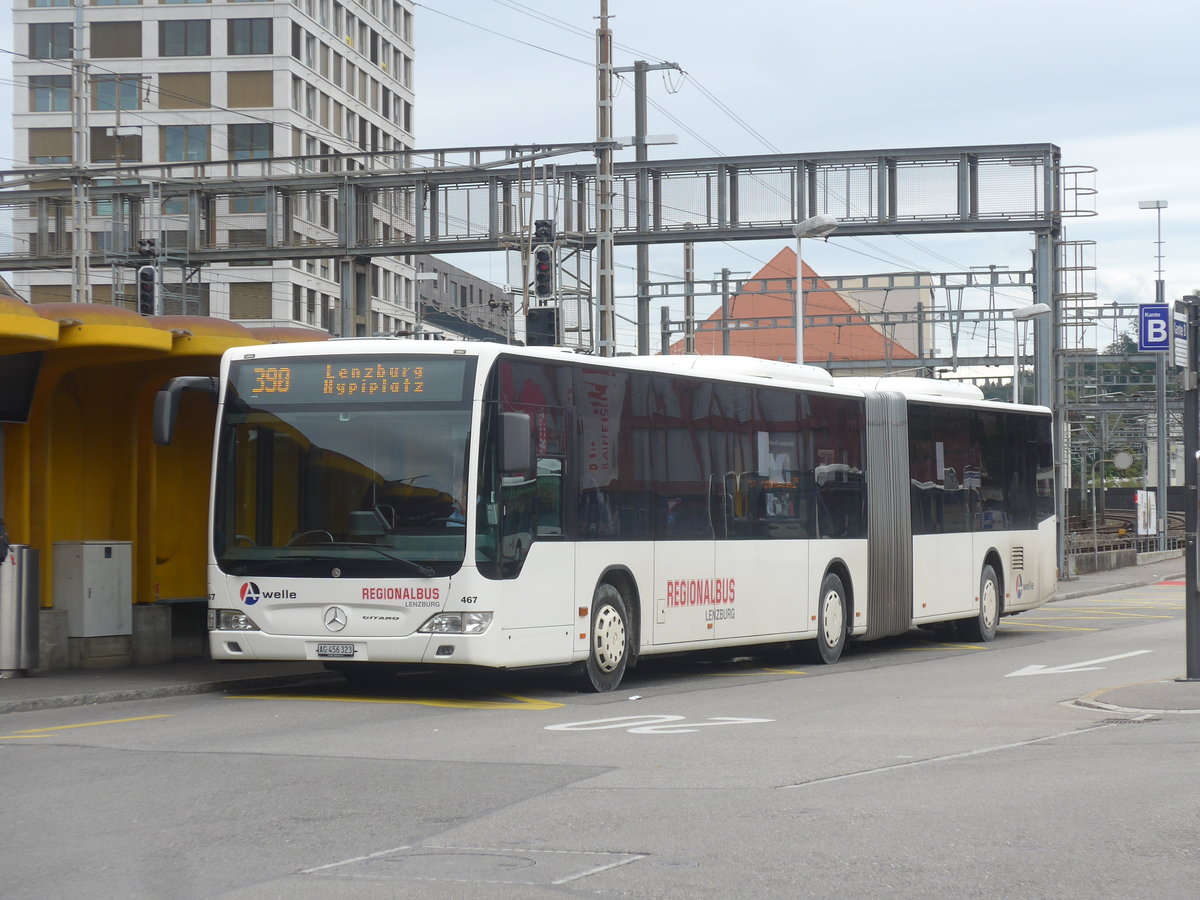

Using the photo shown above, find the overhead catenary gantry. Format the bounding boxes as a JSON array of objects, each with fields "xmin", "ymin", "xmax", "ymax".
[
  {"xmin": 1, "ymin": 141, "xmax": 1064, "ymax": 258},
  {"xmin": 1, "ymin": 140, "xmax": 1085, "ymax": 392}
]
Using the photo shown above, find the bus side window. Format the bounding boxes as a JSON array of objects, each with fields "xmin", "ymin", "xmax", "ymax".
[{"xmin": 536, "ymin": 457, "xmax": 564, "ymax": 536}]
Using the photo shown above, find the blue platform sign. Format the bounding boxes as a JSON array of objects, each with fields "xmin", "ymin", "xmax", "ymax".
[{"xmin": 1138, "ymin": 304, "xmax": 1170, "ymax": 352}]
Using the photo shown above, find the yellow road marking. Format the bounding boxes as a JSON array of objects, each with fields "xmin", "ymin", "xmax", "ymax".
[
  {"xmin": 1084, "ymin": 602, "xmax": 1176, "ymax": 609},
  {"xmin": 227, "ymin": 692, "xmax": 563, "ymax": 710},
  {"xmin": 910, "ymin": 642, "xmax": 988, "ymax": 651},
  {"xmin": 1062, "ymin": 604, "xmax": 1183, "ymax": 611},
  {"xmin": 998, "ymin": 622, "xmax": 1098, "ymax": 631},
  {"xmin": 1, "ymin": 714, "xmax": 172, "ymax": 740},
  {"xmin": 1022, "ymin": 619, "xmax": 1171, "ymax": 624}
]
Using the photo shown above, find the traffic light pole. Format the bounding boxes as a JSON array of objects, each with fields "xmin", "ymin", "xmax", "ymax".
[{"xmin": 1181, "ymin": 297, "xmax": 1200, "ymax": 681}]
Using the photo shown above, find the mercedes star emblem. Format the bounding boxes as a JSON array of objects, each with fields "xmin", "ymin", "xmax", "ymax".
[{"xmin": 323, "ymin": 606, "xmax": 348, "ymax": 632}]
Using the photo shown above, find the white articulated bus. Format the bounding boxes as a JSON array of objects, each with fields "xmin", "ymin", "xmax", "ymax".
[{"xmin": 154, "ymin": 339, "xmax": 1056, "ymax": 691}]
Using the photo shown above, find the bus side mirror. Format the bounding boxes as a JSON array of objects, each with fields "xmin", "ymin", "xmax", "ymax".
[
  {"xmin": 499, "ymin": 412, "xmax": 534, "ymax": 474},
  {"xmin": 153, "ymin": 376, "xmax": 219, "ymax": 445}
]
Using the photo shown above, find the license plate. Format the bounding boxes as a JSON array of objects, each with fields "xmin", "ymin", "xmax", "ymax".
[{"xmin": 316, "ymin": 642, "xmax": 355, "ymax": 658}]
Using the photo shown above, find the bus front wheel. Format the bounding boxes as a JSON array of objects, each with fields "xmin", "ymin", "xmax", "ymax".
[
  {"xmin": 804, "ymin": 572, "xmax": 847, "ymax": 664},
  {"xmin": 957, "ymin": 564, "xmax": 1000, "ymax": 642},
  {"xmin": 578, "ymin": 583, "xmax": 630, "ymax": 692}
]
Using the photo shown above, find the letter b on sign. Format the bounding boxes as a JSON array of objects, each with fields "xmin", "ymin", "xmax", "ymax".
[{"xmin": 1139, "ymin": 304, "xmax": 1170, "ymax": 352}]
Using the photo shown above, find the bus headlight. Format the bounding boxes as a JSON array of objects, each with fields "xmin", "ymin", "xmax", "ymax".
[
  {"xmin": 208, "ymin": 609, "xmax": 261, "ymax": 631},
  {"xmin": 419, "ymin": 611, "xmax": 493, "ymax": 635}
]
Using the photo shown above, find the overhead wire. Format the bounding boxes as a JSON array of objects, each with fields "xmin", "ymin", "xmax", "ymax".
[
  {"xmin": 416, "ymin": 3, "xmax": 592, "ymax": 66},
  {"xmin": 424, "ymin": 1, "xmax": 1018, "ymax": 299}
]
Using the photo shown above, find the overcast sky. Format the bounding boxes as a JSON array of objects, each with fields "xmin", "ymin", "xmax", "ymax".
[{"xmin": 415, "ymin": 0, "xmax": 1200, "ymax": 352}]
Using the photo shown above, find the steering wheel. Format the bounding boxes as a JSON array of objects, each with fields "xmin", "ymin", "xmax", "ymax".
[{"xmin": 287, "ymin": 530, "xmax": 335, "ymax": 546}]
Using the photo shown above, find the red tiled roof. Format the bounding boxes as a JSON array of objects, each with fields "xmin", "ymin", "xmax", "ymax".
[{"xmin": 669, "ymin": 247, "xmax": 916, "ymax": 362}]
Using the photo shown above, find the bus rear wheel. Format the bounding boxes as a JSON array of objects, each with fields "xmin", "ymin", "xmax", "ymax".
[
  {"xmin": 804, "ymin": 572, "xmax": 847, "ymax": 664},
  {"xmin": 957, "ymin": 563, "xmax": 1000, "ymax": 642},
  {"xmin": 577, "ymin": 583, "xmax": 630, "ymax": 692}
]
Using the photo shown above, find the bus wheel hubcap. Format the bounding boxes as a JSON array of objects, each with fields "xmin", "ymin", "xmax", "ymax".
[
  {"xmin": 822, "ymin": 591, "xmax": 843, "ymax": 646},
  {"xmin": 982, "ymin": 580, "xmax": 998, "ymax": 629},
  {"xmin": 593, "ymin": 605, "xmax": 626, "ymax": 673}
]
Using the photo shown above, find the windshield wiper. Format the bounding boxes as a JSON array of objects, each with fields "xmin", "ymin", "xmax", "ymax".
[
  {"xmin": 224, "ymin": 549, "xmax": 436, "ymax": 578},
  {"xmin": 222, "ymin": 547, "xmax": 437, "ymax": 578},
  {"xmin": 223, "ymin": 556, "xmax": 327, "ymax": 576},
  {"xmin": 341, "ymin": 543, "xmax": 437, "ymax": 577}
]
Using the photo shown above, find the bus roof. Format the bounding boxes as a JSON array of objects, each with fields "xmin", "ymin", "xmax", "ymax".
[
  {"xmin": 226, "ymin": 339, "xmax": 1049, "ymax": 413},
  {"xmin": 838, "ymin": 376, "xmax": 984, "ymax": 401}
]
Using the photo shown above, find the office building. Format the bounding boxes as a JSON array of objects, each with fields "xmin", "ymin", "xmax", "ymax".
[{"xmin": 12, "ymin": 0, "xmax": 421, "ymax": 334}]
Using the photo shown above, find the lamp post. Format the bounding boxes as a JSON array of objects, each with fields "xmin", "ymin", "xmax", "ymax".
[
  {"xmin": 1011, "ymin": 303, "xmax": 1052, "ymax": 403},
  {"xmin": 1139, "ymin": 199, "xmax": 1169, "ymax": 552},
  {"xmin": 792, "ymin": 214, "xmax": 839, "ymax": 365}
]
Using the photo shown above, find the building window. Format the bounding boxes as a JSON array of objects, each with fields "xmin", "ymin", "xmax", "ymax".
[
  {"xmin": 93, "ymin": 0, "xmax": 141, "ymax": 6},
  {"xmin": 91, "ymin": 75, "xmax": 142, "ymax": 111},
  {"xmin": 159, "ymin": 20, "xmax": 210, "ymax": 56},
  {"xmin": 30, "ymin": 76, "xmax": 71, "ymax": 112},
  {"xmin": 227, "ymin": 71, "xmax": 274, "ymax": 108},
  {"xmin": 159, "ymin": 0, "xmax": 211, "ymax": 5},
  {"xmin": 30, "ymin": 0, "xmax": 72, "ymax": 7},
  {"xmin": 229, "ymin": 123, "xmax": 272, "ymax": 159},
  {"xmin": 30, "ymin": 23, "xmax": 72, "ymax": 59},
  {"xmin": 231, "ymin": 193, "xmax": 267, "ymax": 213},
  {"xmin": 91, "ymin": 178, "xmax": 138, "ymax": 218},
  {"xmin": 228, "ymin": 18, "xmax": 273, "ymax": 55},
  {"xmin": 161, "ymin": 124, "xmax": 209, "ymax": 161},
  {"xmin": 90, "ymin": 126, "xmax": 142, "ymax": 164},
  {"xmin": 28, "ymin": 127, "xmax": 71, "ymax": 164},
  {"xmin": 158, "ymin": 72, "xmax": 212, "ymax": 109},
  {"xmin": 91, "ymin": 22, "xmax": 142, "ymax": 58},
  {"xmin": 229, "ymin": 282, "xmax": 273, "ymax": 319}
]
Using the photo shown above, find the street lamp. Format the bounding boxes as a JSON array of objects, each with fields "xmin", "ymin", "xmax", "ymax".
[
  {"xmin": 1011, "ymin": 303, "xmax": 1052, "ymax": 403},
  {"xmin": 792, "ymin": 214, "xmax": 839, "ymax": 365},
  {"xmin": 1139, "ymin": 199, "xmax": 1169, "ymax": 552}
]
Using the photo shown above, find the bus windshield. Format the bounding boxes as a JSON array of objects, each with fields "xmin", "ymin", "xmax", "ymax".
[{"xmin": 214, "ymin": 357, "xmax": 473, "ymax": 578}]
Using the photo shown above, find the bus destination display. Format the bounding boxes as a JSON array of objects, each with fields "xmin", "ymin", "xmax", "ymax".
[{"xmin": 231, "ymin": 356, "xmax": 471, "ymax": 404}]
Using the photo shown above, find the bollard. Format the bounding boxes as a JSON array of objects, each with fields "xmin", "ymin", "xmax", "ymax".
[{"xmin": 0, "ymin": 545, "xmax": 40, "ymax": 677}]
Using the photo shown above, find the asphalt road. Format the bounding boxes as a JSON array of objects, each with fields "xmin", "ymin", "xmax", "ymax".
[{"xmin": 2, "ymin": 582, "xmax": 1197, "ymax": 899}]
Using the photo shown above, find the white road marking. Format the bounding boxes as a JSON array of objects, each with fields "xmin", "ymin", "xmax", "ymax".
[{"xmin": 1005, "ymin": 649, "xmax": 1153, "ymax": 677}]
